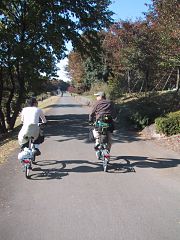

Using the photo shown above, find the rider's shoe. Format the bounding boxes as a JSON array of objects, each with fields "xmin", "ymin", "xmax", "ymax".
[{"xmin": 34, "ymin": 148, "xmax": 41, "ymax": 156}]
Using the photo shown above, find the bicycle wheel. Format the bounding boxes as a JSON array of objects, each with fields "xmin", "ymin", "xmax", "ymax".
[
  {"xmin": 103, "ymin": 157, "xmax": 108, "ymax": 172},
  {"xmin": 32, "ymin": 153, "xmax": 36, "ymax": 164},
  {"xmin": 25, "ymin": 165, "xmax": 30, "ymax": 178}
]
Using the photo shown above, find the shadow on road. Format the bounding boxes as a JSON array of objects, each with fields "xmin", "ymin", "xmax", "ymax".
[
  {"xmin": 45, "ymin": 114, "xmax": 89, "ymax": 142},
  {"xmin": 108, "ymin": 155, "xmax": 180, "ymax": 173},
  {"xmin": 27, "ymin": 154, "xmax": 180, "ymax": 180},
  {"xmin": 29, "ymin": 159, "xmax": 103, "ymax": 180},
  {"xmin": 45, "ymin": 114, "xmax": 142, "ymax": 144},
  {"xmin": 30, "ymin": 111, "xmax": 180, "ymax": 180}
]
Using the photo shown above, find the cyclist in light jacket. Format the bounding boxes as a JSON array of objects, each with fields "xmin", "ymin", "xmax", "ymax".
[{"xmin": 18, "ymin": 97, "xmax": 47, "ymax": 155}]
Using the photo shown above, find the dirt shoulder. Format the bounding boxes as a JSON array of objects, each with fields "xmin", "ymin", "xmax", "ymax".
[
  {"xmin": 140, "ymin": 124, "xmax": 180, "ymax": 154},
  {"xmin": 0, "ymin": 96, "xmax": 60, "ymax": 164}
]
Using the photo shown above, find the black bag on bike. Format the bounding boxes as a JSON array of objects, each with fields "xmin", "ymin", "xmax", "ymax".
[
  {"xmin": 34, "ymin": 127, "xmax": 45, "ymax": 144},
  {"xmin": 88, "ymin": 127, "xmax": 95, "ymax": 142},
  {"xmin": 34, "ymin": 135, "xmax": 44, "ymax": 144}
]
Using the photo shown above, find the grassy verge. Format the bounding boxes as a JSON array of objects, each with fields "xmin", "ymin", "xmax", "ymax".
[
  {"xmin": 115, "ymin": 91, "xmax": 180, "ymax": 131},
  {"xmin": 0, "ymin": 95, "xmax": 59, "ymax": 164}
]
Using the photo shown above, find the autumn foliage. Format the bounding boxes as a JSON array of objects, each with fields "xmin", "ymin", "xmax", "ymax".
[{"xmin": 68, "ymin": 0, "xmax": 180, "ymax": 96}]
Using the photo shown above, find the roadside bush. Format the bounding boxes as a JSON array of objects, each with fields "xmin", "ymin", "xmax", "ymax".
[
  {"xmin": 119, "ymin": 99, "xmax": 162, "ymax": 130},
  {"xmin": 130, "ymin": 112, "xmax": 150, "ymax": 129},
  {"xmin": 155, "ymin": 111, "xmax": 180, "ymax": 136},
  {"xmin": 116, "ymin": 91, "xmax": 180, "ymax": 130}
]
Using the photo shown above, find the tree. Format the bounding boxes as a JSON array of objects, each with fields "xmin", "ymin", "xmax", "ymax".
[
  {"xmin": 145, "ymin": 0, "xmax": 180, "ymax": 90},
  {"xmin": 0, "ymin": 0, "xmax": 113, "ymax": 133},
  {"xmin": 68, "ymin": 51, "xmax": 85, "ymax": 87}
]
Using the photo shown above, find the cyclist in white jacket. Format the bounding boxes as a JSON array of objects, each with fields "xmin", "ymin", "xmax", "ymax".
[{"xmin": 18, "ymin": 97, "xmax": 47, "ymax": 155}]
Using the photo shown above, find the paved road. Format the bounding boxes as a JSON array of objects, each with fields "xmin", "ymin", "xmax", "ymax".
[{"xmin": 0, "ymin": 94, "xmax": 180, "ymax": 240}]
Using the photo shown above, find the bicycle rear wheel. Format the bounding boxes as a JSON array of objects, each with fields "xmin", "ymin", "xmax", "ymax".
[
  {"xmin": 25, "ymin": 165, "xmax": 30, "ymax": 178},
  {"xmin": 32, "ymin": 153, "xmax": 36, "ymax": 164},
  {"xmin": 103, "ymin": 158, "xmax": 108, "ymax": 172},
  {"xmin": 101, "ymin": 153, "xmax": 108, "ymax": 172}
]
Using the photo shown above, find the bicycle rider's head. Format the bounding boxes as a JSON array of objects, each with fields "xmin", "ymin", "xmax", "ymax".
[
  {"xmin": 28, "ymin": 97, "xmax": 38, "ymax": 107},
  {"xmin": 94, "ymin": 91, "xmax": 106, "ymax": 100}
]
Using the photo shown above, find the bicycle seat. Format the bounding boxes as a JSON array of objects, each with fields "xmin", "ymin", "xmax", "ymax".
[{"xmin": 25, "ymin": 136, "xmax": 34, "ymax": 140}]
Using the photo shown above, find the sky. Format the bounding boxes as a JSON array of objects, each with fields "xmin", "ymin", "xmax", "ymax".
[
  {"xmin": 109, "ymin": 0, "xmax": 151, "ymax": 21},
  {"xmin": 57, "ymin": 0, "xmax": 151, "ymax": 82}
]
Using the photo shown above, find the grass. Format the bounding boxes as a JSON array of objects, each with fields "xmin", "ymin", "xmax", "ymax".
[{"xmin": 0, "ymin": 95, "xmax": 59, "ymax": 164}]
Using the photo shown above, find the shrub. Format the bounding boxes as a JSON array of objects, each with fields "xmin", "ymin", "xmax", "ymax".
[
  {"xmin": 116, "ymin": 91, "xmax": 180, "ymax": 130},
  {"xmin": 130, "ymin": 112, "xmax": 149, "ymax": 129},
  {"xmin": 155, "ymin": 111, "xmax": 180, "ymax": 136}
]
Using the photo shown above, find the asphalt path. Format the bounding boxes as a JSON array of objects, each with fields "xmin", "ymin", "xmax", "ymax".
[{"xmin": 0, "ymin": 94, "xmax": 180, "ymax": 240}]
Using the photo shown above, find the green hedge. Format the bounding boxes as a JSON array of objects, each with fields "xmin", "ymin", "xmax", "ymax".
[{"xmin": 155, "ymin": 111, "xmax": 180, "ymax": 136}]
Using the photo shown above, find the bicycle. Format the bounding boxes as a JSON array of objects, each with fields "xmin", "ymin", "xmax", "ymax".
[
  {"xmin": 95, "ymin": 137, "xmax": 110, "ymax": 172},
  {"xmin": 18, "ymin": 123, "xmax": 45, "ymax": 178},
  {"xmin": 18, "ymin": 136, "xmax": 36, "ymax": 178},
  {"xmin": 93, "ymin": 120, "xmax": 111, "ymax": 172}
]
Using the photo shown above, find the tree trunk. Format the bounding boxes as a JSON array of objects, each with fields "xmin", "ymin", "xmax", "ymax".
[
  {"xmin": 8, "ymin": 63, "xmax": 25, "ymax": 130},
  {"xmin": 153, "ymin": 72, "xmax": 167, "ymax": 91},
  {"xmin": 176, "ymin": 67, "xmax": 180, "ymax": 92},
  {"xmin": 0, "ymin": 67, "xmax": 8, "ymax": 133},
  {"xmin": 139, "ymin": 78, "xmax": 145, "ymax": 93},
  {"xmin": 6, "ymin": 65, "xmax": 16, "ymax": 130},
  {"xmin": 145, "ymin": 69, "xmax": 149, "ymax": 94},
  {"xmin": 0, "ymin": 109, "xmax": 7, "ymax": 134},
  {"xmin": 127, "ymin": 70, "xmax": 131, "ymax": 93},
  {"xmin": 162, "ymin": 68, "xmax": 174, "ymax": 91}
]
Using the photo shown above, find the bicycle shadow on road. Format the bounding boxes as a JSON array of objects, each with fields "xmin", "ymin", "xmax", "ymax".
[
  {"xmin": 108, "ymin": 155, "xmax": 180, "ymax": 173},
  {"xmin": 28, "ymin": 159, "xmax": 104, "ymax": 180},
  {"xmin": 25, "ymin": 154, "xmax": 180, "ymax": 180}
]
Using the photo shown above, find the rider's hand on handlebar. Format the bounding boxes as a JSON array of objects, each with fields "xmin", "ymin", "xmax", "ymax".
[
  {"xmin": 38, "ymin": 122, "xmax": 47, "ymax": 129},
  {"xmin": 113, "ymin": 117, "xmax": 118, "ymax": 123},
  {"xmin": 88, "ymin": 120, "xmax": 94, "ymax": 126}
]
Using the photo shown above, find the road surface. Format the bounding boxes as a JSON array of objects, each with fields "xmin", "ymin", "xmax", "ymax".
[{"xmin": 0, "ymin": 94, "xmax": 180, "ymax": 240}]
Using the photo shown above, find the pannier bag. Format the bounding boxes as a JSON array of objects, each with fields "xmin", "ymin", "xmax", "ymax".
[
  {"xmin": 88, "ymin": 126, "xmax": 95, "ymax": 142},
  {"xmin": 18, "ymin": 147, "xmax": 32, "ymax": 161},
  {"xmin": 95, "ymin": 115, "xmax": 114, "ymax": 134}
]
